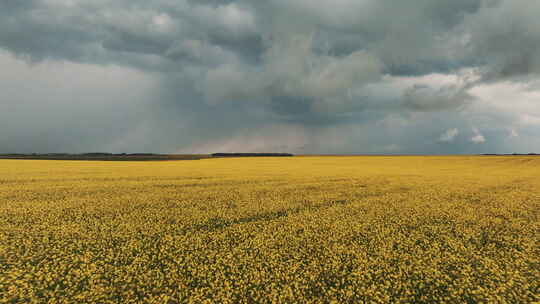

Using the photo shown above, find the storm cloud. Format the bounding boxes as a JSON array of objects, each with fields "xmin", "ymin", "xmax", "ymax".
[{"xmin": 1, "ymin": 0, "xmax": 539, "ymax": 154}]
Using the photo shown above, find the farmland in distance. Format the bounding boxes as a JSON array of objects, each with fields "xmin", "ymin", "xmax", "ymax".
[{"xmin": 1, "ymin": 156, "xmax": 539, "ymax": 303}]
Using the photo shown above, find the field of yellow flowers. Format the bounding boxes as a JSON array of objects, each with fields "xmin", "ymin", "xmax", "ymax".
[{"xmin": 1, "ymin": 156, "xmax": 539, "ymax": 303}]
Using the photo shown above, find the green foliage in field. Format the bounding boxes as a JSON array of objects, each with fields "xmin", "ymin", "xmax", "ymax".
[{"xmin": 1, "ymin": 157, "xmax": 539, "ymax": 303}]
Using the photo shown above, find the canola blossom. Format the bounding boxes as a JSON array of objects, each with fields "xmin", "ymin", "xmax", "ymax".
[{"xmin": 0, "ymin": 156, "xmax": 539, "ymax": 303}]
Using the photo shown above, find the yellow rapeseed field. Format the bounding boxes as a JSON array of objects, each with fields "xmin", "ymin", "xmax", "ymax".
[{"xmin": 1, "ymin": 156, "xmax": 539, "ymax": 303}]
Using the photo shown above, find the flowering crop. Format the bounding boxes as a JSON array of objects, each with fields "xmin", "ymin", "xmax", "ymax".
[{"xmin": 0, "ymin": 156, "xmax": 539, "ymax": 303}]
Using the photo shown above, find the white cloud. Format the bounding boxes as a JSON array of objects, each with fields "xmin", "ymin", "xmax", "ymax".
[
  {"xmin": 439, "ymin": 128, "xmax": 459, "ymax": 142},
  {"xmin": 471, "ymin": 127, "xmax": 486, "ymax": 144},
  {"xmin": 509, "ymin": 128, "xmax": 519, "ymax": 137}
]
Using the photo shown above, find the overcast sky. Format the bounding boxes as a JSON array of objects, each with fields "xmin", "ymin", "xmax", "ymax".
[{"xmin": 1, "ymin": 0, "xmax": 539, "ymax": 154}]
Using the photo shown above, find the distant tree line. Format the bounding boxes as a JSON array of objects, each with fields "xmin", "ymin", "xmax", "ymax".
[
  {"xmin": 0, "ymin": 153, "xmax": 207, "ymax": 161},
  {"xmin": 482, "ymin": 153, "xmax": 539, "ymax": 156}
]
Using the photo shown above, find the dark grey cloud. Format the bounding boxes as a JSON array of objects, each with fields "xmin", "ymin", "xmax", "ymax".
[
  {"xmin": 0, "ymin": 0, "xmax": 539, "ymax": 154},
  {"xmin": 462, "ymin": 0, "xmax": 540, "ymax": 81},
  {"xmin": 402, "ymin": 84, "xmax": 475, "ymax": 112}
]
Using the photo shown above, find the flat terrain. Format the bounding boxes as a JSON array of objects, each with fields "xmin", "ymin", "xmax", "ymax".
[
  {"xmin": 1, "ymin": 156, "xmax": 539, "ymax": 303},
  {"xmin": 0, "ymin": 154, "xmax": 209, "ymax": 161}
]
